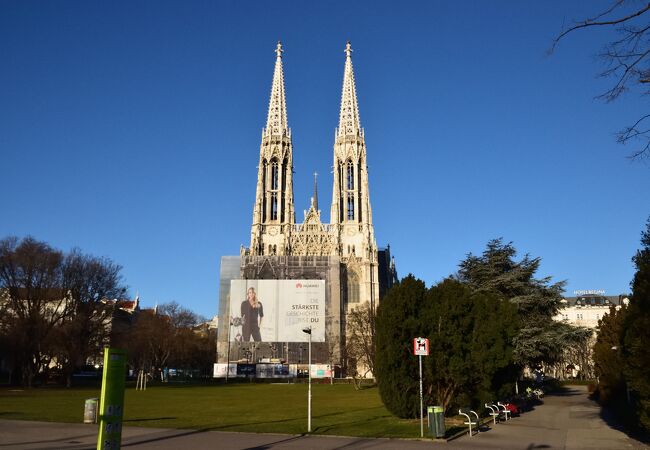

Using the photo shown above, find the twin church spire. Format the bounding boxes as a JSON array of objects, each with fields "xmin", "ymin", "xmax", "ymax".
[{"xmin": 249, "ymin": 41, "xmax": 375, "ymax": 262}]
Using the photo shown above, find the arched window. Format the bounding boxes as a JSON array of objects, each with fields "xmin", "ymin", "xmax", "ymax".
[
  {"xmin": 347, "ymin": 193, "xmax": 354, "ymax": 220},
  {"xmin": 347, "ymin": 270, "xmax": 360, "ymax": 304},
  {"xmin": 261, "ymin": 160, "xmax": 268, "ymax": 221},
  {"xmin": 269, "ymin": 159, "xmax": 279, "ymax": 220},
  {"xmin": 271, "ymin": 160, "xmax": 279, "ymax": 190},
  {"xmin": 347, "ymin": 161, "xmax": 354, "ymax": 190}
]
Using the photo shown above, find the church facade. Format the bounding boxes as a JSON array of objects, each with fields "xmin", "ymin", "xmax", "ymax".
[
  {"xmin": 244, "ymin": 42, "xmax": 382, "ymax": 313},
  {"xmin": 216, "ymin": 42, "xmax": 395, "ymax": 376}
]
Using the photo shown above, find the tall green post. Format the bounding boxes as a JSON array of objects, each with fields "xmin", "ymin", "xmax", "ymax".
[{"xmin": 96, "ymin": 348, "xmax": 127, "ymax": 450}]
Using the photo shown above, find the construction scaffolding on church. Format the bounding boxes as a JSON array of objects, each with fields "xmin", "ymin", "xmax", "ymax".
[{"xmin": 215, "ymin": 42, "xmax": 396, "ymax": 379}]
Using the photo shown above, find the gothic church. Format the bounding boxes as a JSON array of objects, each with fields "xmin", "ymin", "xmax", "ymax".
[{"xmin": 243, "ymin": 41, "xmax": 388, "ymax": 312}]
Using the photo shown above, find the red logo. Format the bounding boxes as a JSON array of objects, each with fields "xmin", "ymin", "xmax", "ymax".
[{"xmin": 296, "ymin": 283, "xmax": 303, "ymax": 288}]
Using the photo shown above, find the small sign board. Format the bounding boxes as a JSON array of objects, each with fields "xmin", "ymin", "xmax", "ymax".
[{"xmin": 413, "ymin": 337, "xmax": 429, "ymax": 356}]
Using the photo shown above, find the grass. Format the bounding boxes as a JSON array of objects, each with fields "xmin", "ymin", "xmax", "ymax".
[{"xmin": 0, "ymin": 383, "xmax": 433, "ymax": 439}]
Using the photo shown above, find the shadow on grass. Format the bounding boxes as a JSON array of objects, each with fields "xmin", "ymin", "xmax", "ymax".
[
  {"xmin": 200, "ymin": 407, "xmax": 380, "ymax": 432},
  {"xmin": 124, "ymin": 417, "xmax": 177, "ymax": 423}
]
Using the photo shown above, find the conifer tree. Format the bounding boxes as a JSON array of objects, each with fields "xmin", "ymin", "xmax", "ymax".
[
  {"xmin": 623, "ymin": 217, "xmax": 650, "ymax": 431},
  {"xmin": 375, "ymin": 275, "xmax": 428, "ymax": 418},
  {"xmin": 457, "ymin": 239, "xmax": 570, "ymax": 368}
]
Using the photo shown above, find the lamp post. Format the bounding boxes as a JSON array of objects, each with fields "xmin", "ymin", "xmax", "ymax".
[{"xmin": 303, "ymin": 326, "xmax": 312, "ymax": 433}]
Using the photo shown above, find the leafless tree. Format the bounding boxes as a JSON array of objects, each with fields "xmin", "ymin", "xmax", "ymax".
[
  {"xmin": 345, "ymin": 303, "xmax": 376, "ymax": 389},
  {"xmin": 0, "ymin": 237, "xmax": 67, "ymax": 387},
  {"xmin": 551, "ymin": 1, "xmax": 650, "ymax": 160},
  {"xmin": 53, "ymin": 250, "xmax": 126, "ymax": 387}
]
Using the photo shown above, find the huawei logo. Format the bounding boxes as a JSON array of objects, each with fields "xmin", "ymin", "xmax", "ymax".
[{"xmin": 296, "ymin": 283, "xmax": 303, "ymax": 288}]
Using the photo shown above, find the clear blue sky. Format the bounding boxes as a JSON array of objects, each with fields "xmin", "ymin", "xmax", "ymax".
[{"xmin": 1, "ymin": 1, "xmax": 648, "ymax": 319}]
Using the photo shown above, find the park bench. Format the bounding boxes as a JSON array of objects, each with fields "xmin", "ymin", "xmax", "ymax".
[
  {"xmin": 497, "ymin": 402, "xmax": 511, "ymax": 421},
  {"xmin": 485, "ymin": 403, "xmax": 500, "ymax": 424},
  {"xmin": 458, "ymin": 408, "xmax": 480, "ymax": 437}
]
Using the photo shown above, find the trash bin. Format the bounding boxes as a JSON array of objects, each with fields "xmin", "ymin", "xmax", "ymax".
[
  {"xmin": 84, "ymin": 398, "xmax": 98, "ymax": 424},
  {"xmin": 427, "ymin": 405, "xmax": 445, "ymax": 438}
]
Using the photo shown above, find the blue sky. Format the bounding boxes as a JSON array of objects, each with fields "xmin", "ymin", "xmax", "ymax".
[{"xmin": 1, "ymin": 1, "xmax": 648, "ymax": 319}]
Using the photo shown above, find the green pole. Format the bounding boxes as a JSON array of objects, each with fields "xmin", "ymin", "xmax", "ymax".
[{"xmin": 97, "ymin": 348, "xmax": 127, "ymax": 450}]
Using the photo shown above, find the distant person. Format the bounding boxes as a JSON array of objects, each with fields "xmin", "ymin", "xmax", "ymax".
[{"xmin": 241, "ymin": 287, "xmax": 263, "ymax": 342}]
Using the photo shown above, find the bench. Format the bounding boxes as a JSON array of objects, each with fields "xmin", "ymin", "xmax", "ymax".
[
  {"xmin": 497, "ymin": 402, "xmax": 511, "ymax": 421},
  {"xmin": 485, "ymin": 403, "xmax": 499, "ymax": 424},
  {"xmin": 458, "ymin": 408, "xmax": 480, "ymax": 436}
]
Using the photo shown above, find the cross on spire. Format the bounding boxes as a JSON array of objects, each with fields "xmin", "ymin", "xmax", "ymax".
[
  {"xmin": 275, "ymin": 41, "xmax": 283, "ymax": 59},
  {"xmin": 344, "ymin": 41, "xmax": 352, "ymax": 58}
]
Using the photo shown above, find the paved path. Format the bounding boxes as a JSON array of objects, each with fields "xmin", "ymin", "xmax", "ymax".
[
  {"xmin": 0, "ymin": 386, "xmax": 647, "ymax": 449},
  {"xmin": 448, "ymin": 385, "xmax": 647, "ymax": 449}
]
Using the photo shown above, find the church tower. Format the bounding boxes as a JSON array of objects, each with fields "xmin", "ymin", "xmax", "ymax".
[
  {"xmin": 249, "ymin": 42, "xmax": 295, "ymax": 256},
  {"xmin": 330, "ymin": 42, "xmax": 379, "ymax": 310}
]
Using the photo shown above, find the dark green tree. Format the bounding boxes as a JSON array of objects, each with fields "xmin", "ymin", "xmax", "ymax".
[
  {"xmin": 375, "ymin": 275, "xmax": 428, "ymax": 418},
  {"xmin": 425, "ymin": 279, "xmax": 518, "ymax": 413},
  {"xmin": 593, "ymin": 305, "xmax": 627, "ymax": 406},
  {"xmin": 375, "ymin": 276, "xmax": 519, "ymax": 418},
  {"xmin": 457, "ymin": 239, "xmax": 570, "ymax": 368},
  {"xmin": 623, "ymin": 217, "xmax": 650, "ymax": 430}
]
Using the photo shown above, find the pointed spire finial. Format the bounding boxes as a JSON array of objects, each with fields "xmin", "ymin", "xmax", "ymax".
[
  {"xmin": 313, "ymin": 171, "xmax": 319, "ymax": 211},
  {"xmin": 337, "ymin": 41, "xmax": 361, "ymax": 137},
  {"xmin": 265, "ymin": 41, "xmax": 289, "ymax": 135}
]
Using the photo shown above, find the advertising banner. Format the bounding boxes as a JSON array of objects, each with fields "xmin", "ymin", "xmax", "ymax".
[
  {"xmin": 310, "ymin": 364, "xmax": 332, "ymax": 379},
  {"xmin": 213, "ymin": 363, "xmax": 237, "ymax": 378},
  {"xmin": 256, "ymin": 363, "xmax": 293, "ymax": 378},
  {"xmin": 230, "ymin": 280, "xmax": 325, "ymax": 343}
]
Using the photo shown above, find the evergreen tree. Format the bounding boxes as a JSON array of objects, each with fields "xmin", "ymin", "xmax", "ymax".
[
  {"xmin": 593, "ymin": 305, "xmax": 627, "ymax": 405},
  {"xmin": 375, "ymin": 275, "xmax": 428, "ymax": 418},
  {"xmin": 375, "ymin": 276, "xmax": 518, "ymax": 418},
  {"xmin": 457, "ymin": 239, "xmax": 569, "ymax": 368},
  {"xmin": 425, "ymin": 279, "xmax": 518, "ymax": 412},
  {"xmin": 623, "ymin": 217, "xmax": 650, "ymax": 431}
]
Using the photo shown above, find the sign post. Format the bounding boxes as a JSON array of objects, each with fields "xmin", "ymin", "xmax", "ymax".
[
  {"xmin": 96, "ymin": 348, "xmax": 127, "ymax": 450},
  {"xmin": 413, "ymin": 337, "xmax": 429, "ymax": 438}
]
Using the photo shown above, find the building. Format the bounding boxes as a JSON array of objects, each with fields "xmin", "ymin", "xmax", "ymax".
[
  {"xmin": 216, "ymin": 42, "xmax": 396, "ymax": 377},
  {"xmin": 551, "ymin": 291, "xmax": 629, "ymax": 379},
  {"xmin": 554, "ymin": 293, "xmax": 629, "ymax": 329}
]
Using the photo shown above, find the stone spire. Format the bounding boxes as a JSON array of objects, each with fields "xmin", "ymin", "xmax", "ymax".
[
  {"xmin": 312, "ymin": 172, "xmax": 319, "ymax": 211},
  {"xmin": 249, "ymin": 41, "xmax": 295, "ymax": 256},
  {"xmin": 265, "ymin": 41, "xmax": 289, "ymax": 136},
  {"xmin": 337, "ymin": 41, "xmax": 362, "ymax": 138}
]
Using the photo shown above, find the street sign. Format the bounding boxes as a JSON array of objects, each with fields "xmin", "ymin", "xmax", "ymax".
[
  {"xmin": 96, "ymin": 348, "xmax": 127, "ymax": 450},
  {"xmin": 413, "ymin": 337, "xmax": 429, "ymax": 356}
]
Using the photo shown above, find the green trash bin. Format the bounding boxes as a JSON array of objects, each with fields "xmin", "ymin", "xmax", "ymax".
[
  {"xmin": 84, "ymin": 398, "xmax": 98, "ymax": 424},
  {"xmin": 427, "ymin": 405, "xmax": 445, "ymax": 438}
]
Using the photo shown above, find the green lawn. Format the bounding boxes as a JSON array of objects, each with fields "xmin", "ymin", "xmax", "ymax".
[{"xmin": 0, "ymin": 383, "xmax": 430, "ymax": 438}]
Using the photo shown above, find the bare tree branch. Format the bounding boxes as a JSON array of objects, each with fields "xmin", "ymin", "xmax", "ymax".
[
  {"xmin": 551, "ymin": 1, "xmax": 650, "ymax": 161},
  {"xmin": 550, "ymin": 2, "xmax": 650, "ymax": 53}
]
